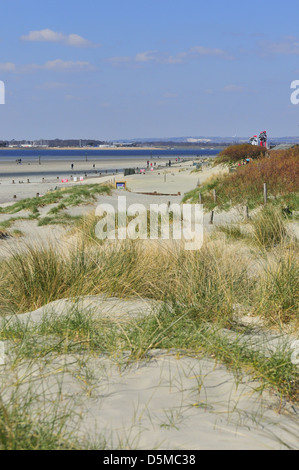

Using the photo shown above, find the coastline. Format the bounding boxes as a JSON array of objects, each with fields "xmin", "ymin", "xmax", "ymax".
[{"xmin": 0, "ymin": 146, "xmax": 165, "ymax": 151}]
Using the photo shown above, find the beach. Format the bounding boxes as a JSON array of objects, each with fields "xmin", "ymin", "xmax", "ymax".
[
  {"xmin": 0, "ymin": 155, "xmax": 211, "ymax": 204},
  {"xmin": 0, "ymin": 152, "xmax": 298, "ymax": 450}
]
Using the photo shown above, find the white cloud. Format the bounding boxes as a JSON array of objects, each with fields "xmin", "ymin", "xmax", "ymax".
[
  {"xmin": 135, "ymin": 51, "xmax": 157, "ymax": 62},
  {"xmin": 163, "ymin": 52, "xmax": 188, "ymax": 64},
  {"xmin": 65, "ymin": 34, "xmax": 94, "ymax": 48},
  {"xmin": 0, "ymin": 62, "xmax": 17, "ymax": 72},
  {"xmin": 260, "ymin": 36, "xmax": 299, "ymax": 55},
  {"xmin": 0, "ymin": 60, "xmax": 94, "ymax": 73},
  {"xmin": 41, "ymin": 59, "xmax": 94, "ymax": 71},
  {"xmin": 190, "ymin": 46, "xmax": 226, "ymax": 56},
  {"xmin": 21, "ymin": 29, "xmax": 96, "ymax": 48},
  {"xmin": 21, "ymin": 29, "xmax": 64, "ymax": 43},
  {"xmin": 109, "ymin": 45, "xmax": 232, "ymax": 67}
]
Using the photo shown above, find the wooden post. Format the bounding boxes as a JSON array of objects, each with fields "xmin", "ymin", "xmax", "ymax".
[
  {"xmin": 38, "ymin": 155, "xmax": 41, "ymax": 165},
  {"xmin": 213, "ymin": 189, "xmax": 217, "ymax": 203},
  {"xmin": 198, "ymin": 192, "xmax": 202, "ymax": 204},
  {"xmin": 209, "ymin": 211, "xmax": 214, "ymax": 225},
  {"xmin": 244, "ymin": 205, "xmax": 249, "ymax": 220},
  {"xmin": 27, "ymin": 179, "xmax": 30, "ymax": 184},
  {"xmin": 263, "ymin": 183, "xmax": 267, "ymax": 205}
]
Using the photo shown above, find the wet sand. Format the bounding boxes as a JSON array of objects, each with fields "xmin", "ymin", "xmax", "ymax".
[{"xmin": 0, "ymin": 156, "xmax": 206, "ymax": 204}]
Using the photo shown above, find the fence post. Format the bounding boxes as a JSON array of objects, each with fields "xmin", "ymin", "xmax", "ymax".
[
  {"xmin": 209, "ymin": 210, "xmax": 214, "ymax": 225},
  {"xmin": 213, "ymin": 189, "xmax": 217, "ymax": 203},
  {"xmin": 198, "ymin": 192, "xmax": 202, "ymax": 204},
  {"xmin": 264, "ymin": 183, "xmax": 267, "ymax": 205}
]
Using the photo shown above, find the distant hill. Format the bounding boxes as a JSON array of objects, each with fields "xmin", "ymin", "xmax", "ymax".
[{"xmin": 1, "ymin": 136, "xmax": 299, "ymax": 148}]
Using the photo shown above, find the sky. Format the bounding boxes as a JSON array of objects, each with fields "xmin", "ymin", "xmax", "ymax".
[{"xmin": 1, "ymin": 0, "xmax": 299, "ymax": 140}]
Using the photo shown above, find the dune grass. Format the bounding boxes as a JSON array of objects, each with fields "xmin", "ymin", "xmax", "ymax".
[
  {"xmin": 1, "ymin": 300, "xmax": 298, "ymax": 403},
  {"xmin": 37, "ymin": 213, "xmax": 82, "ymax": 227},
  {"xmin": 0, "ymin": 219, "xmax": 298, "ymax": 329},
  {"xmin": 0, "ymin": 197, "xmax": 298, "ymax": 417},
  {"xmin": 0, "ymin": 184, "xmax": 111, "ymax": 230},
  {"xmin": 0, "ymin": 184, "xmax": 111, "ymax": 216},
  {"xmin": 0, "ymin": 238, "xmax": 253, "ymax": 324},
  {"xmin": 0, "ymin": 391, "xmax": 78, "ymax": 450},
  {"xmin": 250, "ymin": 206, "xmax": 287, "ymax": 248}
]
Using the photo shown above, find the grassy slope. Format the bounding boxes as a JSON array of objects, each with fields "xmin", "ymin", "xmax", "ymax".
[{"xmin": 183, "ymin": 147, "xmax": 299, "ymax": 211}]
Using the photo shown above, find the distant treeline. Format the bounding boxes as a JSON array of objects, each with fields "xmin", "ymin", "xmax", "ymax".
[{"xmin": 0, "ymin": 139, "xmax": 228, "ymax": 148}]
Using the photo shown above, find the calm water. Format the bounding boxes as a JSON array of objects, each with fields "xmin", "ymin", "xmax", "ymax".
[{"xmin": 0, "ymin": 148, "xmax": 219, "ymax": 162}]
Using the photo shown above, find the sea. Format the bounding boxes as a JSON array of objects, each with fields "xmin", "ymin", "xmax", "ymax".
[
  {"xmin": 0, "ymin": 148, "xmax": 219, "ymax": 162},
  {"xmin": 0, "ymin": 148, "xmax": 220, "ymax": 179}
]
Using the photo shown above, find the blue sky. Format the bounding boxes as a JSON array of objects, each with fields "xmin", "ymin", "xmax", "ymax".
[{"xmin": 1, "ymin": 0, "xmax": 299, "ymax": 140}]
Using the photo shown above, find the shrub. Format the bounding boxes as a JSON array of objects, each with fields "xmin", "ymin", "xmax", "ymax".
[{"xmin": 215, "ymin": 144, "xmax": 267, "ymax": 164}]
